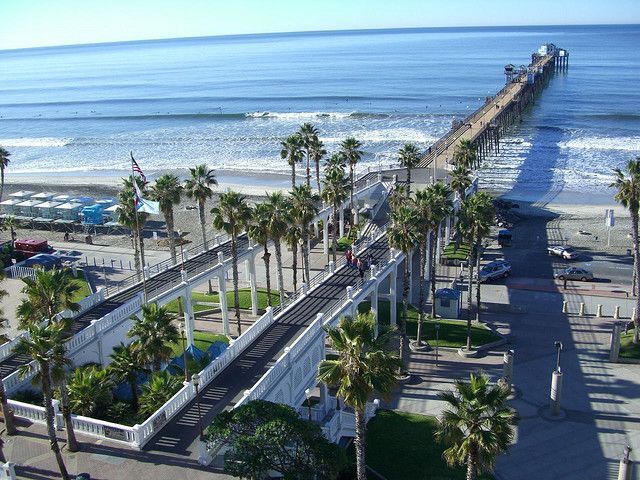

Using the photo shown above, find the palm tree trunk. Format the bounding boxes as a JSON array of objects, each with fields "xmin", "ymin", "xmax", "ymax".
[
  {"xmin": 350, "ymin": 166, "xmax": 355, "ymax": 218},
  {"xmin": 262, "ymin": 246, "xmax": 272, "ymax": 307},
  {"xmin": 306, "ymin": 152, "xmax": 311, "ymax": 188},
  {"xmin": 430, "ymin": 231, "xmax": 438, "ymax": 318},
  {"xmin": 331, "ymin": 209, "xmax": 338, "ymax": 263},
  {"xmin": 165, "ymin": 208, "xmax": 177, "ymax": 264},
  {"xmin": 0, "ymin": 168, "xmax": 4, "ymax": 203},
  {"xmin": 41, "ymin": 363, "xmax": 70, "ymax": 480},
  {"xmin": 301, "ymin": 229, "xmax": 310, "ymax": 285},
  {"xmin": 231, "ymin": 234, "xmax": 241, "ymax": 336},
  {"xmin": 274, "ymin": 240, "xmax": 285, "ymax": 305},
  {"xmin": 291, "ymin": 243, "xmax": 298, "ymax": 292},
  {"xmin": 291, "ymin": 163, "xmax": 296, "ymax": 190},
  {"xmin": 466, "ymin": 245, "xmax": 475, "ymax": 351},
  {"xmin": 354, "ymin": 408, "xmax": 367, "ymax": 480},
  {"xmin": 59, "ymin": 381, "xmax": 80, "ymax": 452},
  {"xmin": 416, "ymin": 239, "xmax": 427, "ymax": 346},
  {"xmin": 466, "ymin": 447, "xmax": 478, "ymax": 480},
  {"xmin": 0, "ymin": 438, "xmax": 5, "ymax": 463},
  {"xmin": 133, "ymin": 231, "xmax": 141, "ymax": 280},
  {"xmin": 315, "ymin": 160, "xmax": 322, "ymax": 194},
  {"xmin": 130, "ymin": 378, "xmax": 139, "ymax": 412},
  {"xmin": 0, "ymin": 382, "xmax": 17, "ymax": 435},
  {"xmin": 475, "ymin": 237, "xmax": 482, "ymax": 322},
  {"xmin": 407, "ymin": 168, "xmax": 412, "ymax": 197},
  {"xmin": 400, "ymin": 261, "xmax": 410, "ymax": 369},
  {"xmin": 632, "ymin": 210, "xmax": 640, "ymax": 343}
]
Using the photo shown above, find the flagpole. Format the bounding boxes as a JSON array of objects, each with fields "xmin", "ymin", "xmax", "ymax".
[{"xmin": 131, "ymin": 151, "xmax": 148, "ymax": 304}]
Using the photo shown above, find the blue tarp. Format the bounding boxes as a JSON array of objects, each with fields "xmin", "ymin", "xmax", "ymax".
[
  {"xmin": 80, "ymin": 204, "xmax": 104, "ymax": 225},
  {"xmin": 113, "ymin": 372, "xmax": 150, "ymax": 401}
]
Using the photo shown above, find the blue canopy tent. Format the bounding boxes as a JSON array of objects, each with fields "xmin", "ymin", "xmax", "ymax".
[{"xmin": 80, "ymin": 204, "xmax": 104, "ymax": 225}]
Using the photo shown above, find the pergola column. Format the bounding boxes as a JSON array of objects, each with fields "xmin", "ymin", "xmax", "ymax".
[
  {"xmin": 181, "ymin": 270, "xmax": 195, "ymax": 346},
  {"xmin": 339, "ymin": 206, "xmax": 345, "ymax": 238},
  {"xmin": 389, "ymin": 264, "xmax": 397, "ymax": 327},
  {"xmin": 218, "ymin": 274, "xmax": 230, "ymax": 336},
  {"xmin": 323, "ymin": 215, "xmax": 329, "ymax": 255}
]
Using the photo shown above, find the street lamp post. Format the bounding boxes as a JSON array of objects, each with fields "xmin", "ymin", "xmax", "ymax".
[
  {"xmin": 305, "ymin": 388, "xmax": 312, "ymax": 422},
  {"xmin": 554, "ymin": 341, "xmax": 563, "ymax": 373},
  {"xmin": 435, "ymin": 323, "xmax": 440, "ymax": 367},
  {"xmin": 179, "ymin": 323, "xmax": 189, "ymax": 383},
  {"xmin": 192, "ymin": 373, "xmax": 204, "ymax": 440},
  {"xmin": 550, "ymin": 340, "xmax": 564, "ymax": 416}
]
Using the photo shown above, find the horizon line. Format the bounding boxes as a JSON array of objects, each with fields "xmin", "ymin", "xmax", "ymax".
[{"xmin": 1, "ymin": 22, "xmax": 637, "ymax": 54}]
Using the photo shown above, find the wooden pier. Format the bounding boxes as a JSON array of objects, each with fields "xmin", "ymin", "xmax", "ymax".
[{"xmin": 418, "ymin": 43, "xmax": 569, "ymax": 174}]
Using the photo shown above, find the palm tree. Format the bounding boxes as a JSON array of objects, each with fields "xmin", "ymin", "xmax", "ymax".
[
  {"xmin": 139, "ymin": 370, "xmax": 182, "ymax": 417},
  {"xmin": 285, "ymin": 223, "xmax": 302, "ymax": 292},
  {"xmin": 249, "ymin": 202, "xmax": 274, "ymax": 307},
  {"xmin": 16, "ymin": 267, "xmax": 80, "ymax": 329},
  {"xmin": 457, "ymin": 193, "xmax": 494, "ymax": 350},
  {"xmin": 264, "ymin": 192, "xmax": 291, "ymax": 304},
  {"xmin": 15, "ymin": 321, "xmax": 70, "ymax": 480},
  {"xmin": 453, "ymin": 139, "xmax": 478, "ymax": 170},
  {"xmin": 280, "ymin": 134, "xmax": 303, "ymax": 189},
  {"xmin": 340, "ymin": 137, "xmax": 364, "ymax": 223},
  {"xmin": 150, "ymin": 174, "xmax": 183, "ymax": 264},
  {"xmin": 290, "ymin": 185, "xmax": 319, "ymax": 285},
  {"xmin": 185, "ymin": 164, "xmax": 218, "ymax": 294},
  {"xmin": 0, "ymin": 147, "xmax": 10, "ymax": 202},
  {"xmin": 211, "ymin": 191, "xmax": 253, "ymax": 336},
  {"xmin": 398, "ymin": 143, "xmax": 421, "ymax": 197},
  {"xmin": 309, "ymin": 136, "xmax": 326, "ymax": 194},
  {"xmin": 612, "ymin": 157, "xmax": 640, "ymax": 343},
  {"xmin": 128, "ymin": 303, "xmax": 179, "ymax": 371},
  {"xmin": 388, "ymin": 183, "xmax": 409, "ymax": 212},
  {"xmin": 0, "ymin": 271, "xmax": 16, "ymax": 436},
  {"xmin": 109, "ymin": 343, "xmax": 147, "ymax": 412},
  {"xmin": 118, "ymin": 175, "xmax": 150, "ymax": 277},
  {"xmin": 318, "ymin": 313, "xmax": 400, "ymax": 480},
  {"xmin": 1, "ymin": 216, "xmax": 17, "ymax": 248},
  {"xmin": 322, "ymin": 161, "xmax": 349, "ymax": 263},
  {"xmin": 387, "ymin": 204, "xmax": 420, "ymax": 368},
  {"xmin": 299, "ymin": 123, "xmax": 319, "ymax": 188},
  {"xmin": 66, "ymin": 365, "xmax": 113, "ymax": 417},
  {"xmin": 436, "ymin": 372, "xmax": 518, "ymax": 480},
  {"xmin": 450, "ymin": 165, "xmax": 472, "ymax": 201}
]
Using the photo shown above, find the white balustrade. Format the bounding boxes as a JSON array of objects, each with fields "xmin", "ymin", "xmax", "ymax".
[
  {"xmin": 71, "ymin": 415, "xmax": 138, "ymax": 444},
  {"xmin": 7, "ymin": 399, "xmax": 47, "ymax": 423}
]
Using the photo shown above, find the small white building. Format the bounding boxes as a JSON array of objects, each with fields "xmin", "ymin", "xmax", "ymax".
[
  {"xmin": 30, "ymin": 192, "xmax": 56, "ymax": 202},
  {"xmin": 8, "ymin": 190, "xmax": 35, "ymax": 201},
  {"xmin": 34, "ymin": 201, "xmax": 63, "ymax": 219},
  {"xmin": 0, "ymin": 198, "xmax": 22, "ymax": 215},
  {"xmin": 103, "ymin": 204, "xmax": 121, "ymax": 223},
  {"xmin": 54, "ymin": 202, "xmax": 83, "ymax": 221},
  {"xmin": 435, "ymin": 288, "xmax": 462, "ymax": 319},
  {"xmin": 15, "ymin": 199, "xmax": 43, "ymax": 217}
]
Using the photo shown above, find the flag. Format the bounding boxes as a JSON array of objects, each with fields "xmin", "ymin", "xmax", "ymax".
[
  {"xmin": 130, "ymin": 152, "xmax": 147, "ymax": 183},
  {"xmin": 133, "ymin": 177, "xmax": 160, "ymax": 215}
]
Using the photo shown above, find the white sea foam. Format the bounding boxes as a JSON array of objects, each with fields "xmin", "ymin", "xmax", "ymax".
[
  {"xmin": 558, "ymin": 136, "xmax": 640, "ymax": 152},
  {"xmin": 0, "ymin": 137, "xmax": 72, "ymax": 147},
  {"xmin": 245, "ymin": 111, "xmax": 354, "ymax": 120},
  {"xmin": 322, "ymin": 129, "xmax": 438, "ymax": 144}
]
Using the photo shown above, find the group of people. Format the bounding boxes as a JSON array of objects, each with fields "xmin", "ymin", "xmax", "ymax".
[{"xmin": 345, "ymin": 248, "xmax": 370, "ymax": 278}]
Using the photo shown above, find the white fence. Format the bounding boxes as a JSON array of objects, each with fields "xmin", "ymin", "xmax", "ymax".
[{"xmin": 3, "ymin": 265, "xmax": 35, "ymax": 280}]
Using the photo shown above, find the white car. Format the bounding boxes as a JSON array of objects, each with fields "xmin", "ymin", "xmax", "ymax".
[
  {"xmin": 547, "ymin": 246, "xmax": 580, "ymax": 260},
  {"xmin": 478, "ymin": 260, "xmax": 512, "ymax": 282}
]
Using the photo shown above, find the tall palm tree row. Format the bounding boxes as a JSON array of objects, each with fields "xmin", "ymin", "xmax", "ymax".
[
  {"xmin": 211, "ymin": 191, "xmax": 253, "ymax": 336},
  {"xmin": 285, "ymin": 224, "xmax": 302, "ymax": 292},
  {"xmin": 0, "ymin": 146, "xmax": 9, "ymax": 202},
  {"xmin": 290, "ymin": 185, "xmax": 319, "ymax": 285},
  {"xmin": 127, "ymin": 303, "xmax": 179, "ymax": 371},
  {"xmin": 453, "ymin": 139, "xmax": 478, "ymax": 170},
  {"xmin": 184, "ymin": 164, "xmax": 218, "ymax": 294},
  {"xmin": 15, "ymin": 320, "xmax": 71, "ymax": 480},
  {"xmin": 387, "ymin": 204, "xmax": 420, "ymax": 369},
  {"xmin": 150, "ymin": 174, "xmax": 183, "ymax": 264},
  {"xmin": 298, "ymin": 123, "xmax": 319, "ymax": 188},
  {"xmin": 457, "ymin": 192, "xmax": 494, "ymax": 351},
  {"xmin": 249, "ymin": 202, "xmax": 274, "ymax": 307},
  {"xmin": 398, "ymin": 143, "xmax": 421, "ymax": 197},
  {"xmin": 318, "ymin": 313, "xmax": 400, "ymax": 480},
  {"xmin": 340, "ymin": 137, "xmax": 364, "ymax": 224},
  {"xmin": 450, "ymin": 164, "xmax": 472, "ymax": 202},
  {"xmin": 118, "ymin": 175, "xmax": 150, "ymax": 278},
  {"xmin": 264, "ymin": 192, "xmax": 291, "ymax": 304},
  {"xmin": 321, "ymin": 157, "xmax": 349, "ymax": 263},
  {"xmin": 436, "ymin": 372, "xmax": 518, "ymax": 480},
  {"xmin": 280, "ymin": 134, "xmax": 303, "ymax": 190},
  {"xmin": 611, "ymin": 157, "xmax": 640, "ymax": 343}
]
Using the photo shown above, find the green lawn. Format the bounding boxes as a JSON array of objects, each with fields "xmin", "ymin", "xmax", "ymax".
[
  {"xmin": 164, "ymin": 288, "xmax": 281, "ymax": 314},
  {"xmin": 442, "ymin": 242, "xmax": 471, "ymax": 261},
  {"xmin": 620, "ymin": 331, "xmax": 640, "ymax": 359},
  {"xmin": 70, "ymin": 271, "xmax": 92, "ymax": 302},
  {"xmin": 365, "ymin": 410, "xmax": 494, "ymax": 480},
  {"xmin": 357, "ymin": 301, "xmax": 501, "ymax": 348},
  {"xmin": 168, "ymin": 330, "xmax": 229, "ymax": 358}
]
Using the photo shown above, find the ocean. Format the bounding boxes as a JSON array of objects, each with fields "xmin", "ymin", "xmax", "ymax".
[{"xmin": 0, "ymin": 24, "xmax": 639, "ymax": 196}]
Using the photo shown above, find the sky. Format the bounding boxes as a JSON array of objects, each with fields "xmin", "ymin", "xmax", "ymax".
[{"xmin": 1, "ymin": 0, "xmax": 639, "ymax": 50}]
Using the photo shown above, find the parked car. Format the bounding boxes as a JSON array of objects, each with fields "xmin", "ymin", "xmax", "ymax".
[
  {"xmin": 554, "ymin": 267, "xmax": 593, "ymax": 282},
  {"xmin": 478, "ymin": 260, "xmax": 512, "ymax": 282},
  {"xmin": 547, "ymin": 246, "xmax": 580, "ymax": 260}
]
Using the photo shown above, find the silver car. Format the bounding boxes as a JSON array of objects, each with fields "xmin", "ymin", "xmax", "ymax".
[
  {"xmin": 554, "ymin": 267, "xmax": 593, "ymax": 282},
  {"xmin": 478, "ymin": 260, "xmax": 512, "ymax": 282},
  {"xmin": 547, "ymin": 246, "xmax": 580, "ymax": 260}
]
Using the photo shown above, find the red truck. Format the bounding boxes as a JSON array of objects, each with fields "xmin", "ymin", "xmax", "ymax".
[{"xmin": 14, "ymin": 239, "xmax": 55, "ymax": 260}]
